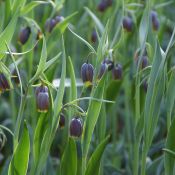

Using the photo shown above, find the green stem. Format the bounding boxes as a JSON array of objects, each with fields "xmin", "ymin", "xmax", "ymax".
[
  {"xmin": 167, "ymin": 111, "xmax": 171, "ymax": 130},
  {"xmin": 82, "ymin": 155, "xmax": 86, "ymax": 175},
  {"xmin": 133, "ymin": 142, "xmax": 139, "ymax": 175},
  {"xmin": 141, "ymin": 145, "xmax": 147, "ymax": 175},
  {"xmin": 13, "ymin": 87, "xmax": 28, "ymax": 149}
]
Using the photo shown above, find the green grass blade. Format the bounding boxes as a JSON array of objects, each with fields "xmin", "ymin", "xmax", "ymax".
[
  {"xmin": 85, "ymin": 135, "xmax": 110, "ymax": 175},
  {"xmin": 20, "ymin": 1, "xmax": 51, "ymax": 15},
  {"xmin": 68, "ymin": 56, "xmax": 77, "ymax": 101},
  {"xmin": 44, "ymin": 52, "xmax": 62, "ymax": 71},
  {"xmin": 29, "ymin": 37, "xmax": 47, "ymax": 84},
  {"xmin": 12, "ymin": 0, "xmax": 26, "ymax": 12},
  {"xmin": 8, "ymin": 123, "xmax": 30, "ymax": 175},
  {"xmin": 52, "ymin": 35, "xmax": 66, "ymax": 129},
  {"xmin": 0, "ymin": 10, "xmax": 19, "ymax": 59},
  {"xmin": 165, "ymin": 118, "xmax": 175, "ymax": 175},
  {"xmin": 68, "ymin": 26, "xmax": 96, "ymax": 54},
  {"xmin": 84, "ymin": 7, "xmax": 104, "ymax": 34},
  {"xmin": 82, "ymin": 73, "xmax": 107, "ymax": 162},
  {"xmin": 61, "ymin": 138, "xmax": 77, "ymax": 175}
]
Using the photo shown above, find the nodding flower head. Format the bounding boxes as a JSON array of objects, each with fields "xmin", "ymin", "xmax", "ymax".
[
  {"xmin": 18, "ymin": 27, "xmax": 31, "ymax": 45},
  {"xmin": 91, "ymin": 30, "xmax": 97, "ymax": 43},
  {"xmin": 81, "ymin": 62, "xmax": 94, "ymax": 87},
  {"xmin": 112, "ymin": 64, "xmax": 123, "ymax": 80},
  {"xmin": 103, "ymin": 58, "xmax": 114, "ymax": 71},
  {"xmin": 35, "ymin": 85, "xmax": 49, "ymax": 112},
  {"xmin": 97, "ymin": 1, "xmax": 108, "ymax": 12},
  {"xmin": 59, "ymin": 113, "xmax": 66, "ymax": 128},
  {"xmin": 45, "ymin": 18, "xmax": 57, "ymax": 33},
  {"xmin": 150, "ymin": 10, "xmax": 160, "ymax": 31},
  {"xmin": 55, "ymin": 15, "xmax": 64, "ymax": 24},
  {"xmin": 122, "ymin": 16, "xmax": 133, "ymax": 32},
  {"xmin": 70, "ymin": 117, "xmax": 83, "ymax": 138},
  {"xmin": 0, "ymin": 73, "xmax": 10, "ymax": 93},
  {"xmin": 143, "ymin": 80, "xmax": 148, "ymax": 92},
  {"xmin": 98, "ymin": 62, "xmax": 107, "ymax": 80},
  {"xmin": 134, "ymin": 49, "xmax": 148, "ymax": 69}
]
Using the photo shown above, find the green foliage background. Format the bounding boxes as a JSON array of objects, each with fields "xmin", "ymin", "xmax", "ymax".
[{"xmin": 0, "ymin": 0, "xmax": 175, "ymax": 175}]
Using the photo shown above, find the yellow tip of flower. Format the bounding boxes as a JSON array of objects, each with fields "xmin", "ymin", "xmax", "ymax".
[
  {"xmin": 37, "ymin": 109, "xmax": 48, "ymax": 113},
  {"xmin": 84, "ymin": 81, "xmax": 92, "ymax": 87}
]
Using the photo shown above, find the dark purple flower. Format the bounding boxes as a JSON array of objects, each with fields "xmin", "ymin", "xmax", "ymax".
[
  {"xmin": 45, "ymin": 18, "xmax": 57, "ymax": 33},
  {"xmin": 91, "ymin": 30, "xmax": 97, "ymax": 43},
  {"xmin": 36, "ymin": 85, "xmax": 49, "ymax": 112},
  {"xmin": 70, "ymin": 118, "xmax": 83, "ymax": 137},
  {"xmin": 141, "ymin": 56, "xmax": 148, "ymax": 69},
  {"xmin": 36, "ymin": 92, "xmax": 49, "ymax": 112},
  {"xmin": 122, "ymin": 16, "xmax": 133, "ymax": 32},
  {"xmin": 142, "ymin": 80, "xmax": 148, "ymax": 92},
  {"xmin": 18, "ymin": 27, "xmax": 31, "ymax": 45},
  {"xmin": 97, "ymin": 1, "xmax": 108, "ymax": 12},
  {"xmin": 112, "ymin": 64, "xmax": 122, "ymax": 80},
  {"xmin": 150, "ymin": 11, "xmax": 160, "ymax": 31},
  {"xmin": 35, "ymin": 85, "xmax": 48, "ymax": 97},
  {"xmin": 98, "ymin": 62, "xmax": 107, "ymax": 79},
  {"xmin": 55, "ymin": 15, "xmax": 64, "ymax": 24},
  {"xmin": 103, "ymin": 59, "xmax": 114, "ymax": 71},
  {"xmin": 81, "ymin": 62, "xmax": 94, "ymax": 87},
  {"xmin": 0, "ymin": 73, "xmax": 10, "ymax": 92},
  {"xmin": 59, "ymin": 113, "xmax": 65, "ymax": 128}
]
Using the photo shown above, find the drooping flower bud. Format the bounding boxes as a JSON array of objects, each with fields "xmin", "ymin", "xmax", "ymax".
[
  {"xmin": 98, "ymin": 62, "xmax": 107, "ymax": 80},
  {"xmin": 35, "ymin": 85, "xmax": 49, "ymax": 112},
  {"xmin": 112, "ymin": 64, "xmax": 122, "ymax": 80},
  {"xmin": 142, "ymin": 80, "xmax": 148, "ymax": 92},
  {"xmin": 91, "ymin": 30, "xmax": 97, "ymax": 43},
  {"xmin": 134, "ymin": 49, "xmax": 148, "ymax": 69},
  {"xmin": 55, "ymin": 15, "xmax": 64, "ymax": 24},
  {"xmin": 45, "ymin": 18, "xmax": 57, "ymax": 33},
  {"xmin": 150, "ymin": 10, "xmax": 160, "ymax": 31},
  {"xmin": 35, "ymin": 85, "xmax": 48, "ymax": 97},
  {"xmin": 97, "ymin": 1, "xmax": 108, "ymax": 12},
  {"xmin": 122, "ymin": 16, "xmax": 133, "ymax": 32},
  {"xmin": 59, "ymin": 113, "xmax": 65, "ymax": 128},
  {"xmin": 70, "ymin": 118, "xmax": 83, "ymax": 138},
  {"xmin": 18, "ymin": 27, "xmax": 31, "ymax": 45},
  {"xmin": 103, "ymin": 58, "xmax": 114, "ymax": 71},
  {"xmin": 140, "ymin": 56, "xmax": 148, "ymax": 69},
  {"xmin": 81, "ymin": 62, "xmax": 94, "ymax": 87},
  {"xmin": 0, "ymin": 73, "xmax": 10, "ymax": 92}
]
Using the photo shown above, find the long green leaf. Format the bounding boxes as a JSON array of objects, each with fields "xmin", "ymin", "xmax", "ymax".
[
  {"xmin": 84, "ymin": 7, "xmax": 104, "ymax": 34},
  {"xmin": 8, "ymin": 123, "xmax": 30, "ymax": 175},
  {"xmin": 12, "ymin": 0, "xmax": 26, "ymax": 12},
  {"xmin": 61, "ymin": 138, "xmax": 77, "ymax": 175},
  {"xmin": 165, "ymin": 118, "xmax": 175, "ymax": 175},
  {"xmin": 29, "ymin": 37, "xmax": 47, "ymax": 84},
  {"xmin": 85, "ymin": 135, "xmax": 110, "ymax": 175},
  {"xmin": 68, "ymin": 27, "xmax": 96, "ymax": 54},
  {"xmin": 52, "ymin": 35, "xmax": 66, "ymax": 129},
  {"xmin": 0, "ymin": 10, "xmax": 19, "ymax": 59},
  {"xmin": 68, "ymin": 56, "xmax": 77, "ymax": 101},
  {"xmin": 21, "ymin": 1, "xmax": 51, "ymax": 15},
  {"xmin": 82, "ymin": 73, "xmax": 106, "ymax": 158}
]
